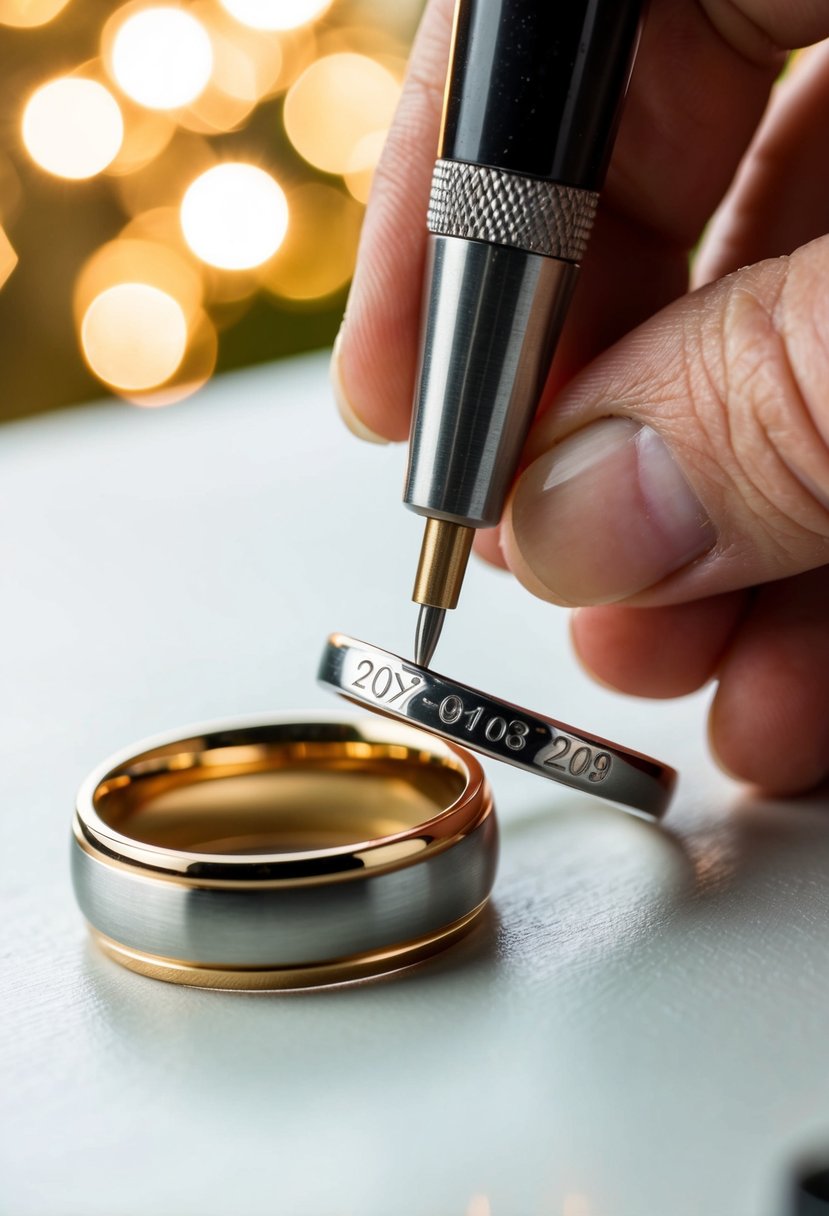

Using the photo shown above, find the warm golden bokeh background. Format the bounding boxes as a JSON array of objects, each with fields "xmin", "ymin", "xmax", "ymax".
[{"xmin": 0, "ymin": 0, "xmax": 422, "ymax": 422}]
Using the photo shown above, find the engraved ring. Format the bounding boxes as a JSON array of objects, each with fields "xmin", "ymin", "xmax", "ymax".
[
  {"xmin": 319, "ymin": 636, "xmax": 676, "ymax": 820},
  {"xmin": 72, "ymin": 716, "xmax": 497, "ymax": 989}
]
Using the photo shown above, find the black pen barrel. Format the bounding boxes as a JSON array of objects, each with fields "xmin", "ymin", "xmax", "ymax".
[{"xmin": 441, "ymin": 0, "xmax": 644, "ymax": 188}]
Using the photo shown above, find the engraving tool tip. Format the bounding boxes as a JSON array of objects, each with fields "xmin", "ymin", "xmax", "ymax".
[{"xmin": 414, "ymin": 604, "xmax": 445, "ymax": 668}]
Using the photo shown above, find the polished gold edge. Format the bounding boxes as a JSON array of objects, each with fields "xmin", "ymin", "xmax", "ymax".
[
  {"xmin": 76, "ymin": 732, "xmax": 492, "ymax": 887},
  {"xmin": 89, "ymin": 902, "xmax": 488, "ymax": 990},
  {"xmin": 73, "ymin": 785, "xmax": 493, "ymax": 891},
  {"xmin": 97, "ymin": 740, "xmax": 464, "ymax": 791}
]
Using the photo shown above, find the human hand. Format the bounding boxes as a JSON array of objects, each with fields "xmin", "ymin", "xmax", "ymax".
[{"xmin": 330, "ymin": 0, "xmax": 829, "ymax": 794}]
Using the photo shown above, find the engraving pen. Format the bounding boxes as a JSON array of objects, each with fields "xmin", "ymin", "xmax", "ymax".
[{"xmin": 407, "ymin": 0, "xmax": 646, "ymax": 666}]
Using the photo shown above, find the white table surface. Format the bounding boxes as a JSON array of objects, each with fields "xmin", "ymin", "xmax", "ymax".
[{"xmin": 2, "ymin": 352, "xmax": 829, "ymax": 1216}]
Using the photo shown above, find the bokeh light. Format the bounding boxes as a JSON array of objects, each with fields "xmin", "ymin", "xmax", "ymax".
[
  {"xmin": 177, "ymin": 80, "xmax": 258, "ymax": 135},
  {"xmin": 217, "ymin": 0, "xmax": 331, "ymax": 32},
  {"xmin": 22, "ymin": 78, "xmax": 123, "ymax": 179},
  {"xmin": 75, "ymin": 234, "xmax": 203, "ymax": 329},
  {"xmin": 192, "ymin": 1, "xmax": 303, "ymax": 100},
  {"xmin": 81, "ymin": 283, "xmax": 187, "ymax": 391},
  {"xmin": 283, "ymin": 53, "xmax": 399, "ymax": 174},
  {"xmin": 112, "ymin": 131, "xmax": 217, "ymax": 215},
  {"xmin": 0, "ymin": 225, "xmax": 17, "ymax": 289},
  {"xmin": 120, "ymin": 309, "xmax": 218, "ymax": 407},
  {"xmin": 0, "ymin": 0, "xmax": 70, "ymax": 27},
  {"xmin": 266, "ymin": 23, "xmax": 317, "ymax": 94},
  {"xmin": 120, "ymin": 206, "xmax": 190, "ymax": 250},
  {"xmin": 180, "ymin": 163, "xmax": 288, "ymax": 270},
  {"xmin": 199, "ymin": 18, "xmax": 261, "ymax": 102},
  {"xmin": 176, "ymin": 2, "xmax": 282, "ymax": 133},
  {"xmin": 261, "ymin": 182, "xmax": 362, "ymax": 301},
  {"xmin": 111, "ymin": 8, "xmax": 213, "ymax": 111},
  {"xmin": 0, "ymin": 151, "xmax": 23, "ymax": 222},
  {"xmin": 106, "ymin": 103, "xmax": 175, "ymax": 176},
  {"xmin": 0, "ymin": 0, "xmax": 419, "ymax": 419}
]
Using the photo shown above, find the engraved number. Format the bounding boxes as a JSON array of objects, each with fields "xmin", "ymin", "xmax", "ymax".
[
  {"xmin": 543, "ymin": 736, "xmax": 571, "ymax": 769},
  {"xmin": 540, "ymin": 735, "xmax": 613, "ymax": 783},
  {"xmin": 435, "ymin": 695, "xmax": 529, "ymax": 751},
  {"xmin": 589, "ymin": 752, "xmax": 612, "ymax": 783},
  {"xmin": 371, "ymin": 666, "xmax": 393, "ymax": 699},
  {"xmin": 438, "ymin": 696, "xmax": 486, "ymax": 734},
  {"xmin": 352, "ymin": 659, "xmax": 373, "ymax": 690},
  {"xmin": 439, "ymin": 695, "xmax": 463, "ymax": 725},
  {"xmin": 485, "ymin": 716, "xmax": 507, "ymax": 742},
  {"xmin": 569, "ymin": 746, "xmax": 591, "ymax": 776},
  {"xmin": 505, "ymin": 720, "xmax": 530, "ymax": 751},
  {"xmin": 350, "ymin": 659, "xmax": 421, "ymax": 709}
]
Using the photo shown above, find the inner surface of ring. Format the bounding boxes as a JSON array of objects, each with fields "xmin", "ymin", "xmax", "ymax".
[{"xmin": 93, "ymin": 742, "xmax": 468, "ymax": 854}]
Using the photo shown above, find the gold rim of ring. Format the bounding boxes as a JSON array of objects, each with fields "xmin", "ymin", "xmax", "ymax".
[
  {"xmin": 89, "ymin": 903, "xmax": 487, "ymax": 990},
  {"xmin": 75, "ymin": 717, "xmax": 490, "ymax": 887}
]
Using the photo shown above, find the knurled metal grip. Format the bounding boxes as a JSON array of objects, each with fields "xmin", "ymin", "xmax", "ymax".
[{"xmin": 427, "ymin": 159, "xmax": 599, "ymax": 263}]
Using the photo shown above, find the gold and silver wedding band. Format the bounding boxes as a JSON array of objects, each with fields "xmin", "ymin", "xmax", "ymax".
[{"xmin": 72, "ymin": 715, "xmax": 496, "ymax": 990}]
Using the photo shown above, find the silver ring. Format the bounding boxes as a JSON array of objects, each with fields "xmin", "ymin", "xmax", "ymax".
[
  {"xmin": 318, "ymin": 636, "xmax": 676, "ymax": 820},
  {"xmin": 72, "ymin": 715, "xmax": 497, "ymax": 989}
]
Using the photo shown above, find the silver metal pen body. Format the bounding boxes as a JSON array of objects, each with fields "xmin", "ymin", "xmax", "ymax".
[{"xmin": 406, "ymin": 169, "xmax": 592, "ymax": 529}]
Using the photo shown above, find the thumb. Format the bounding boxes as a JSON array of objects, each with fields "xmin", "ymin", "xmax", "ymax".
[{"xmin": 502, "ymin": 235, "xmax": 829, "ymax": 607}]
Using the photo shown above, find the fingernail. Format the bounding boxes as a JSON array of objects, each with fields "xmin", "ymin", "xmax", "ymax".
[
  {"xmin": 504, "ymin": 418, "xmax": 715, "ymax": 604},
  {"xmin": 329, "ymin": 329, "xmax": 389, "ymax": 445}
]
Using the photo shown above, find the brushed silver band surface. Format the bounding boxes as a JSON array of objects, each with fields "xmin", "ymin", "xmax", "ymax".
[
  {"xmin": 72, "ymin": 716, "xmax": 497, "ymax": 986},
  {"xmin": 319, "ymin": 637, "xmax": 676, "ymax": 820},
  {"xmin": 427, "ymin": 158, "xmax": 599, "ymax": 262}
]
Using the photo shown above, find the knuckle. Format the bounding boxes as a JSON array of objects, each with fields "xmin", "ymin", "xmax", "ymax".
[{"xmin": 696, "ymin": 258, "xmax": 829, "ymax": 561}]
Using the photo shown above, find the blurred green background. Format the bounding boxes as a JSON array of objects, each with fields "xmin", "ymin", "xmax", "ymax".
[{"xmin": 0, "ymin": 0, "xmax": 422, "ymax": 423}]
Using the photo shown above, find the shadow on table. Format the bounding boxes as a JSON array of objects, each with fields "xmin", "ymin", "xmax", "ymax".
[{"xmin": 400, "ymin": 778, "xmax": 829, "ymax": 992}]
